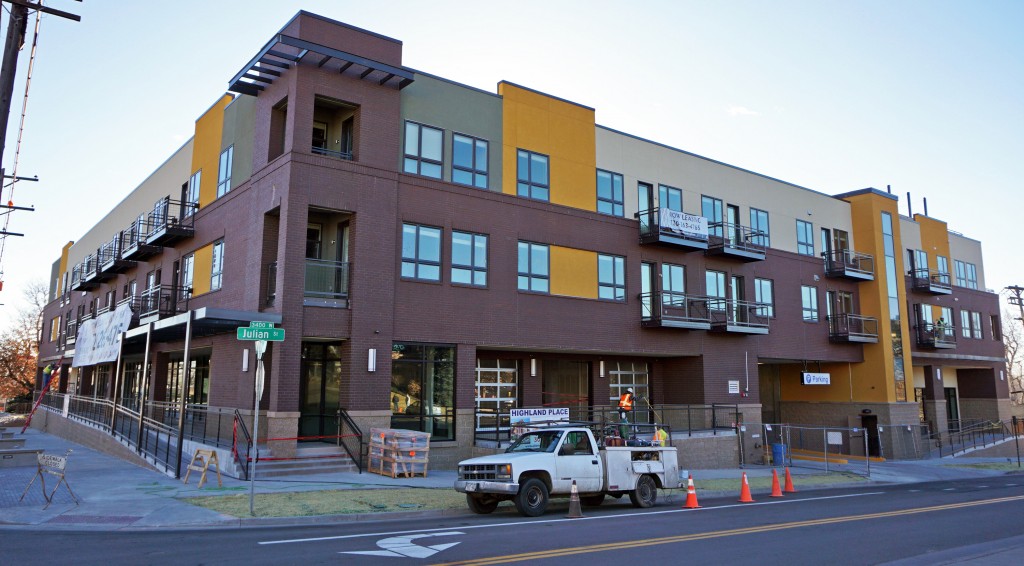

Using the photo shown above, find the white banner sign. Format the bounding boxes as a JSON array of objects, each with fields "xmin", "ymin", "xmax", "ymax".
[
  {"xmin": 659, "ymin": 209, "xmax": 708, "ymax": 239},
  {"xmin": 801, "ymin": 372, "xmax": 831, "ymax": 385},
  {"xmin": 72, "ymin": 304, "xmax": 134, "ymax": 367},
  {"xmin": 510, "ymin": 408, "xmax": 569, "ymax": 425}
]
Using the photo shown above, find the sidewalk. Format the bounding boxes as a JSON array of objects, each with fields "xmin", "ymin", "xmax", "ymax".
[{"xmin": 2, "ymin": 426, "xmax": 1021, "ymax": 530}]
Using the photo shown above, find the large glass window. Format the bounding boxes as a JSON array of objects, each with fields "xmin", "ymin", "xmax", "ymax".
[
  {"xmin": 608, "ymin": 362, "xmax": 650, "ymax": 424},
  {"xmin": 517, "ymin": 241, "xmax": 549, "ymax": 293},
  {"xmin": 517, "ymin": 149, "xmax": 549, "ymax": 201},
  {"xmin": 796, "ymin": 220, "xmax": 814, "ymax": 256},
  {"xmin": 185, "ymin": 170, "xmax": 201, "ymax": 217},
  {"xmin": 750, "ymin": 208, "xmax": 770, "ymax": 247},
  {"xmin": 954, "ymin": 260, "xmax": 977, "ymax": 289},
  {"xmin": 391, "ymin": 343, "xmax": 455, "ymax": 441},
  {"xmin": 475, "ymin": 359, "xmax": 518, "ymax": 432},
  {"xmin": 403, "ymin": 121, "xmax": 443, "ymax": 179},
  {"xmin": 217, "ymin": 146, "xmax": 233, "ymax": 197},
  {"xmin": 966, "ymin": 263, "xmax": 978, "ymax": 289},
  {"xmin": 598, "ymin": 254, "xmax": 625, "ymax": 301},
  {"xmin": 402, "ymin": 224, "xmax": 442, "ymax": 281},
  {"xmin": 961, "ymin": 309, "xmax": 971, "ymax": 338},
  {"xmin": 210, "ymin": 240, "xmax": 224, "ymax": 291},
  {"xmin": 755, "ymin": 278, "xmax": 774, "ymax": 317},
  {"xmin": 971, "ymin": 311, "xmax": 983, "ymax": 339},
  {"xmin": 596, "ymin": 170, "xmax": 624, "ymax": 216},
  {"xmin": 801, "ymin": 285, "xmax": 819, "ymax": 321},
  {"xmin": 165, "ymin": 355, "xmax": 210, "ymax": 405},
  {"xmin": 701, "ymin": 196, "xmax": 724, "ymax": 238},
  {"xmin": 181, "ymin": 253, "xmax": 194, "ymax": 298},
  {"xmin": 662, "ymin": 264, "xmax": 685, "ymax": 306},
  {"xmin": 706, "ymin": 270, "xmax": 727, "ymax": 312},
  {"xmin": 452, "ymin": 134, "xmax": 488, "ymax": 188},
  {"xmin": 452, "ymin": 231, "xmax": 487, "ymax": 287},
  {"xmin": 882, "ymin": 212, "xmax": 907, "ymax": 401},
  {"xmin": 659, "ymin": 185, "xmax": 682, "ymax": 212}
]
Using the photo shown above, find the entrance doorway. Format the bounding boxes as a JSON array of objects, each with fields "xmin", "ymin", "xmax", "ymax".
[
  {"xmin": 300, "ymin": 342, "xmax": 342, "ymax": 442},
  {"xmin": 945, "ymin": 387, "xmax": 960, "ymax": 432},
  {"xmin": 542, "ymin": 360, "xmax": 589, "ymax": 413},
  {"xmin": 861, "ymin": 414, "xmax": 880, "ymax": 457}
]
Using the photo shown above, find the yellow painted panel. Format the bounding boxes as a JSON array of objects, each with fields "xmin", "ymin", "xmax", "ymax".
[
  {"xmin": 192, "ymin": 95, "xmax": 233, "ymax": 207},
  {"xmin": 499, "ymin": 82, "xmax": 596, "ymax": 211},
  {"xmin": 915, "ymin": 215, "xmax": 951, "ymax": 270},
  {"xmin": 549, "ymin": 246, "xmax": 598, "ymax": 299},
  {"xmin": 192, "ymin": 244, "xmax": 213, "ymax": 296}
]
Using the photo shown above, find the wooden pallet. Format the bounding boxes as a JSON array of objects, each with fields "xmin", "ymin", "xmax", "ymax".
[{"xmin": 368, "ymin": 428, "xmax": 430, "ymax": 478}]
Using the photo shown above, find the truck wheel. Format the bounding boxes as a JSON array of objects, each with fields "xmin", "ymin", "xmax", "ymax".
[
  {"xmin": 515, "ymin": 478, "xmax": 549, "ymax": 517},
  {"xmin": 580, "ymin": 494, "xmax": 605, "ymax": 507},
  {"xmin": 466, "ymin": 494, "xmax": 499, "ymax": 514},
  {"xmin": 629, "ymin": 475, "xmax": 658, "ymax": 508}
]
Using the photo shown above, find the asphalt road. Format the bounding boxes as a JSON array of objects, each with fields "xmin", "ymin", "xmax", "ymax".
[{"xmin": 3, "ymin": 476, "xmax": 1024, "ymax": 565}]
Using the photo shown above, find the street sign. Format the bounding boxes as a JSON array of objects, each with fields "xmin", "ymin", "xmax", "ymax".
[
  {"xmin": 249, "ymin": 321, "xmax": 275, "ymax": 329},
  {"xmin": 236, "ymin": 321, "xmax": 285, "ymax": 342}
]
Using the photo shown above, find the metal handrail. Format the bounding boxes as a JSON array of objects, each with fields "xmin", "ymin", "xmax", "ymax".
[
  {"xmin": 824, "ymin": 249, "xmax": 875, "ymax": 277},
  {"xmin": 911, "ymin": 268, "xmax": 952, "ymax": 291},
  {"xmin": 233, "ymin": 409, "xmax": 252, "ymax": 480},
  {"xmin": 829, "ymin": 313, "xmax": 879, "ymax": 339},
  {"xmin": 312, "ymin": 146, "xmax": 353, "ymax": 160},
  {"xmin": 916, "ymin": 321, "xmax": 957, "ymax": 347},
  {"xmin": 337, "ymin": 408, "xmax": 364, "ymax": 473},
  {"xmin": 707, "ymin": 298, "xmax": 771, "ymax": 329},
  {"xmin": 708, "ymin": 221, "xmax": 768, "ymax": 254},
  {"xmin": 635, "ymin": 206, "xmax": 710, "ymax": 243},
  {"xmin": 640, "ymin": 291, "xmax": 711, "ymax": 325},
  {"xmin": 304, "ymin": 258, "xmax": 350, "ymax": 299}
]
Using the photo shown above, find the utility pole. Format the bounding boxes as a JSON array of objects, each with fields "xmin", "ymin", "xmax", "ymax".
[{"xmin": 1008, "ymin": 285, "xmax": 1024, "ymax": 325}]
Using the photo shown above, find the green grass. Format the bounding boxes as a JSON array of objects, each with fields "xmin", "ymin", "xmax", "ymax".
[
  {"xmin": 943, "ymin": 462, "xmax": 1024, "ymax": 471},
  {"xmin": 183, "ymin": 472, "xmax": 865, "ymax": 518}
]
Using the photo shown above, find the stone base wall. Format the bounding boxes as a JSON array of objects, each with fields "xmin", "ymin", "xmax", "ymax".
[
  {"xmin": 674, "ymin": 433, "xmax": 739, "ymax": 470},
  {"xmin": 31, "ymin": 409, "xmax": 157, "ymax": 472},
  {"xmin": 959, "ymin": 398, "xmax": 1013, "ymax": 423}
]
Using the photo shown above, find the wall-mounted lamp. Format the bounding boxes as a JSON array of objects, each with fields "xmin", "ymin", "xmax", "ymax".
[
  {"xmin": 936, "ymin": 368, "xmax": 942, "ymax": 381},
  {"xmin": 368, "ymin": 348, "xmax": 377, "ymax": 372},
  {"xmin": 530, "ymin": 358, "xmax": 537, "ymax": 377},
  {"xmin": 1000, "ymin": 370, "xmax": 1005, "ymax": 381},
  {"xmin": 599, "ymin": 360, "xmax": 605, "ymax": 378},
  {"xmin": 242, "ymin": 349, "xmax": 250, "ymax": 372}
]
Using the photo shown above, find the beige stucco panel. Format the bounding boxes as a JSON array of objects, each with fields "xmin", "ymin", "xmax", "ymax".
[
  {"xmin": 595, "ymin": 127, "xmax": 853, "ymax": 255},
  {"xmin": 898, "ymin": 216, "xmax": 922, "ymax": 257},
  {"xmin": 949, "ymin": 233, "xmax": 987, "ymax": 290}
]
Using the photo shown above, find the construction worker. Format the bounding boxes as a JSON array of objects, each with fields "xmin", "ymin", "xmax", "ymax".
[
  {"xmin": 618, "ymin": 388, "xmax": 635, "ymax": 438},
  {"xmin": 652, "ymin": 423, "xmax": 669, "ymax": 446}
]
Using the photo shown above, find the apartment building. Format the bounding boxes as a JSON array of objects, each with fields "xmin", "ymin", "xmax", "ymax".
[{"xmin": 36, "ymin": 11, "xmax": 1008, "ymax": 471}]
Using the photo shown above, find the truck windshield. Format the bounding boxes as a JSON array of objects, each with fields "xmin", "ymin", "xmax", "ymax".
[{"xmin": 506, "ymin": 430, "xmax": 564, "ymax": 453}]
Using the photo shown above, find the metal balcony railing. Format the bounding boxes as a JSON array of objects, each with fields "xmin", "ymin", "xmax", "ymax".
[
  {"xmin": 828, "ymin": 313, "xmax": 879, "ymax": 343},
  {"xmin": 707, "ymin": 298, "xmax": 771, "ymax": 333},
  {"xmin": 312, "ymin": 145, "xmax": 353, "ymax": 160},
  {"xmin": 916, "ymin": 321, "xmax": 957, "ymax": 349},
  {"xmin": 305, "ymin": 259, "xmax": 350, "ymax": 299},
  {"xmin": 824, "ymin": 249, "xmax": 875, "ymax": 280},
  {"xmin": 145, "ymin": 196, "xmax": 197, "ymax": 246},
  {"xmin": 640, "ymin": 291, "xmax": 711, "ymax": 329},
  {"xmin": 911, "ymin": 268, "xmax": 952, "ymax": 294},
  {"xmin": 636, "ymin": 207, "xmax": 710, "ymax": 250},
  {"xmin": 139, "ymin": 284, "xmax": 191, "ymax": 320},
  {"xmin": 707, "ymin": 222, "xmax": 767, "ymax": 260}
]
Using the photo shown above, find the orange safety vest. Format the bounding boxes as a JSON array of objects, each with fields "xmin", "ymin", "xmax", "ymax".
[
  {"xmin": 618, "ymin": 393, "xmax": 633, "ymax": 410},
  {"xmin": 653, "ymin": 428, "xmax": 668, "ymax": 444}
]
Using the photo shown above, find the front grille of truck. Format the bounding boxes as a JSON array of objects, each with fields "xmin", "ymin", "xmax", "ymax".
[{"xmin": 460, "ymin": 464, "xmax": 497, "ymax": 481}]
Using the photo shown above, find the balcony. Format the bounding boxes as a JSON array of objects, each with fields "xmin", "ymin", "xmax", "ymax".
[
  {"xmin": 824, "ymin": 249, "xmax": 875, "ymax": 281},
  {"xmin": 916, "ymin": 321, "xmax": 956, "ymax": 349},
  {"xmin": 65, "ymin": 318, "xmax": 78, "ymax": 347},
  {"xmin": 98, "ymin": 235, "xmax": 137, "ymax": 278},
  {"xmin": 121, "ymin": 219, "xmax": 161, "ymax": 260},
  {"xmin": 73, "ymin": 256, "xmax": 100, "ymax": 290},
  {"xmin": 139, "ymin": 284, "xmax": 191, "ymax": 323},
  {"xmin": 145, "ymin": 196, "xmax": 197, "ymax": 247},
  {"xmin": 636, "ymin": 207, "xmax": 709, "ymax": 251},
  {"xmin": 910, "ymin": 268, "xmax": 952, "ymax": 295},
  {"xmin": 708, "ymin": 298, "xmax": 770, "ymax": 334},
  {"xmin": 640, "ymin": 291, "xmax": 711, "ymax": 330},
  {"xmin": 705, "ymin": 223, "xmax": 767, "ymax": 261},
  {"xmin": 311, "ymin": 96, "xmax": 356, "ymax": 161},
  {"xmin": 304, "ymin": 259, "xmax": 350, "ymax": 307},
  {"xmin": 828, "ymin": 313, "xmax": 879, "ymax": 344}
]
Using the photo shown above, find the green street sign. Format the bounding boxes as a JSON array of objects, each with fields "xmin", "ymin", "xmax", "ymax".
[
  {"xmin": 249, "ymin": 321, "xmax": 275, "ymax": 329},
  {"xmin": 237, "ymin": 326, "xmax": 285, "ymax": 341}
]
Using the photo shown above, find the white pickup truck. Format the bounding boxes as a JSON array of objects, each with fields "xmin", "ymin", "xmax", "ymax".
[{"xmin": 455, "ymin": 426, "xmax": 680, "ymax": 516}]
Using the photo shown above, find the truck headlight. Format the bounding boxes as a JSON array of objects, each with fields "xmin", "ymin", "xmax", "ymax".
[{"xmin": 496, "ymin": 464, "xmax": 512, "ymax": 480}]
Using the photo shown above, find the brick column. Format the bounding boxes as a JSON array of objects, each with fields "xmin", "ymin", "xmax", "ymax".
[{"xmin": 921, "ymin": 365, "xmax": 948, "ymax": 439}]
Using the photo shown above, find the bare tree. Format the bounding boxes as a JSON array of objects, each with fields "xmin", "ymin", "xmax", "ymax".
[
  {"xmin": 0, "ymin": 280, "xmax": 48, "ymax": 401},
  {"xmin": 1004, "ymin": 309, "xmax": 1023, "ymax": 406}
]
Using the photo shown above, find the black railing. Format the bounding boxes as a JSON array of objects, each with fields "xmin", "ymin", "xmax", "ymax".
[
  {"xmin": 338, "ymin": 408, "xmax": 364, "ymax": 473},
  {"xmin": 828, "ymin": 313, "xmax": 879, "ymax": 341},
  {"xmin": 305, "ymin": 259, "xmax": 350, "ymax": 299},
  {"xmin": 640, "ymin": 291, "xmax": 711, "ymax": 327},
  {"xmin": 140, "ymin": 284, "xmax": 190, "ymax": 320},
  {"xmin": 312, "ymin": 145, "xmax": 353, "ymax": 160},
  {"xmin": 916, "ymin": 321, "xmax": 957, "ymax": 348},
  {"xmin": 911, "ymin": 268, "xmax": 952, "ymax": 293},
  {"xmin": 707, "ymin": 298, "xmax": 771, "ymax": 331},
  {"xmin": 636, "ymin": 207, "xmax": 710, "ymax": 248},
  {"xmin": 232, "ymin": 409, "xmax": 251, "ymax": 481},
  {"xmin": 708, "ymin": 222, "xmax": 767, "ymax": 256},
  {"xmin": 824, "ymin": 249, "xmax": 875, "ymax": 278}
]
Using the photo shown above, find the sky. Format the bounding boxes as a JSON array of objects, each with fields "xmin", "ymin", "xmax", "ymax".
[{"xmin": 0, "ymin": 0, "xmax": 1021, "ymax": 325}]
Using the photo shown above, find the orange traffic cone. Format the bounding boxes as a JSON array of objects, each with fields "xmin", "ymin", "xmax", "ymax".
[
  {"xmin": 783, "ymin": 467, "xmax": 797, "ymax": 493},
  {"xmin": 567, "ymin": 479, "xmax": 583, "ymax": 518},
  {"xmin": 770, "ymin": 469, "xmax": 784, "ymax": 497},
  {"xmin": 738, "ymin": 472, "xmax": 755, "ymax": 503},
  {"xmin": 683, "ymin": 474, "xmax": 701, "ymax": 509}
]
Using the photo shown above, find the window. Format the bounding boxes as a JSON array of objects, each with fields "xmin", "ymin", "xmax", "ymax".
[
  {"xmin": 754, "ymin": 278, "xmax": 774, "ymax": 317},
  {"xmin": 50, "ymin": 316, "xmax": 61, "ymax": 343},
  {"xmin": 402, "ymin": 224, "xmax": 442, "ymax": 281},
  {"xmin": 701, "ymin": 196, "xmax": 723, "ymax": 238},
  {"xmin": 607, "ymin": 362, "xmax": 650, "ymax": 423},
  {"xmin": 937, "ymin": 255, "xmax": 949, "ymax": 277},
  {"xmin": 185, "ymin": 170, "xmax": 201, "ymax": 216},
  {"xmin": 954, "ymin": 260, "xmax": 978, "ymax": 289},
  {"xmin": 750, "ymin": 208, "xmax": 770, "ymax": 247},
  {"xmin": 403, "ymin": 121, "xmax": 443, "ymax": 179},
  {"xmin": 801, "ymin": 285, "xmax": 819, "ymax": 321},
  {"xmin": 596, "ymin": 170, "xmax": 624, "ymax": 216},
  {"xmin": 910, "ymin": 249, "xmax": 928, "ymax": 274},
  {"xmin": 658, "ymin": 185, "xmax": 682, "ymax": 212},
  {"xmin": 796, "ymin": 220, "xmax": 814, "ymax": 256},
  {"xmin": 662, "ymin": 264, "xmax": 685, "ymax": 306},
  {"xmin": 391, "ymin": 343, "xmax": 456, "ymax": 441},
  {"xmin": 517, "ymin": 149, "xmax": 549, "ymax": 201},
  {"xmin": 210, "ymin": 240, "xmax": 224, "ymax": 291},
  {"xmin": 217, "ymin": 146, "xmax": 233, "ymax": 197},
  {"xmin": 991, "ymin": 315, "xmax": 1002, "ymax": 340},
  {"xmin": 960, "ymin": 309, "xmax": 971, "ymax": 338},
  {"xmin": 971, "ymin": 311, "xmax": 983, "ymax": 339},
  {"xmin": 452, "ymin": 231, "xmax": 487, "ymax": 286},
  {"xmin": 598, "ymin": 254, "xmax": 625, "ymax": 301},
  {"xmin": 181, "ymin": 253, "xmax": 195, "ymax": 297},
  {"xmin": 475, "ymin": 359, "xmax": 518, "ymax": 431},
  {"xmin": 706, "ymin": 270, "xmax": 727, "ymax": 311},
  {"xmin": 517, "ymin": 242, "xmax": 549, "ymax": 293},
  {"xmin": 452, "ymin": 134, "xmax": 488, "ymax": 188}
]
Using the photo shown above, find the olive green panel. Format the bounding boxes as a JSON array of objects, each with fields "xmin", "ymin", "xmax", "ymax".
[
  {"xmin": 399, "ymin": 73, "xmax": 503, "ymax": 191},
  {"xmin": 222, "ymin": 94, "xmax": 255, "ymax": 189}
]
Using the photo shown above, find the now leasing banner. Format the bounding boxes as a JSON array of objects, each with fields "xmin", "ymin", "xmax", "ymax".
[
  {"xmin": 73, "ymin": 304, "xmax": 134, "ymax": 367},
  {"xmin": 659, "ymin": 209, "xmax": 708, "ymax": 239}
]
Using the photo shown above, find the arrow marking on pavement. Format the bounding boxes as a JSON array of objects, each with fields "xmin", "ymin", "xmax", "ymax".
[{"xmin": 342, "ymin": 532, "xmax": 464, "ymax": 558}]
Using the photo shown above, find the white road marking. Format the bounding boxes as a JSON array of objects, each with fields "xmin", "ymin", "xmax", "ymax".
[
  {"xmin": 258, "ymin": 491, "xmax": 885, "ymax": 546},
  {"xmin": 341, "ymin": 532, "xmax": 463, "ymax": 558},
  {"xmin": 943, "ymin": 488, "xmax": 956, "ymax": 491}
]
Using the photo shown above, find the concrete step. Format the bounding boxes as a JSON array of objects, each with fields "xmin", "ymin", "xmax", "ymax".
[{"xmin": 252, "ymin": 445, "xmax": 359, "ymax": 478}]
